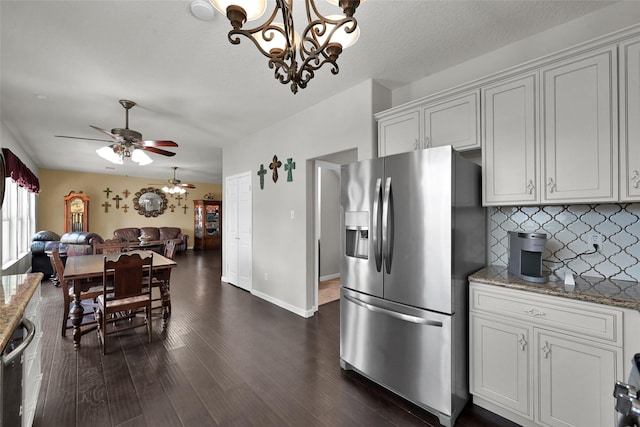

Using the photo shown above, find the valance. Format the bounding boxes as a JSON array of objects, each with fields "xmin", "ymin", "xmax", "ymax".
[{"xmin": 2, "ymin": 148, "xmax": 40, "ymax": 193}]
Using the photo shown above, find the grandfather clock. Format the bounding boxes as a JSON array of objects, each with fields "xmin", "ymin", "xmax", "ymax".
[{"xmin": 64, "ymin": 191, "xmax": 90, "ymax": 233}]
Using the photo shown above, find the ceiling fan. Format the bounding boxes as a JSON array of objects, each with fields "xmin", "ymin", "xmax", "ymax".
[
  {"xmin": 55, "ymin": 99, "xmax": 178, "ymax": 165},
  {"xmin": 151, "ymin": 166, "xmax": 196, "ymax": 194}
]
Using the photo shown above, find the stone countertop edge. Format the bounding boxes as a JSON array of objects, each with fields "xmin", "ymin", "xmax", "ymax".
[
  {"xmin": 0, "ymin": 272, "xmax": 44, "ymax": 351},
  {"xmin": 469, "ymin": 266, "xmax": 640, "ymax": 312}
]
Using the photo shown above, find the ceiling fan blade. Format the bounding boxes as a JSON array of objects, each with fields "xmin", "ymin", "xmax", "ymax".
[
  {"xmin": 143, "ymin": 146, "xmax": 176, "ymax": 157},
  {"xmin": 89, "ymin": 125, "xmax": 119, "ymax": 139},
  {"xmin": 142, "ymin": 140, "xmax": 179, "ymax": 147},
  {"xmin": 180, "ymin": 183, "xmax": 196, "ymax": 189},
  {"xmin": 54, "ymin": 135, "xmax": 113, "ymax": 142}
]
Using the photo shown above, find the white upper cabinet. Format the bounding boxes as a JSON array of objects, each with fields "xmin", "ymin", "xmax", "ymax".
[
  {"xmin": 376, "ymin": 90, "xmax": 480, "ymax": 157},
  {"xmin": 541, "ymin": 48, "xmax": 618, "ymax": 203},
  {"xmin": 377, "ymin": 109, "xmax": 421, "ymax": 157},
  {"xmin": 423, "ymin": 91, "xmax": 480, "ymax": 151},
  {"xmin": 483, "ymin": 74, "xmax": 539, "ymax": 206},
  {"xmin": 620, "ymin": 37, "xmax": 640, "ymax": 201}
]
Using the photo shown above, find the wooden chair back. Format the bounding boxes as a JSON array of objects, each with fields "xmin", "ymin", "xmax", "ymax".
[
  {"xmin": 103, "ymin": 252, "xmax": 153, "ymax": 299},
  {"xmin": 94, "ymin": 239, "xmax": 130, "ymax": 255},
  {"xmin": 163, "ymin": 239, "xmax": 178, "ymax": 260}
]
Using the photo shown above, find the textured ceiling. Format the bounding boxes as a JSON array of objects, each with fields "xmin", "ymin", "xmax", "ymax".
[{"xmin": 0, "ymin": 0, "xmax": 617, "ymax": 184}]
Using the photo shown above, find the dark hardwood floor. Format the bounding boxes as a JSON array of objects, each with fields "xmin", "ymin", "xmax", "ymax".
[{"xmin": 34, "ymin": 249, "xmax": 519, "ymax": 427}]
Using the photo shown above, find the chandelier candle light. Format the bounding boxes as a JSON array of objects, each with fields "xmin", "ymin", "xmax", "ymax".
[{"xmin": 210, "ymin": 0, "xmax": 365, "ymax": 94}]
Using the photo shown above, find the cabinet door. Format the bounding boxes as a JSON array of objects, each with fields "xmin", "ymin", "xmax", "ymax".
[
  {"xmin": 482, "ymin": 74, "xmax": 538, "ymax": 206},
  {"xmin": 423, "ymin": 91, "xmax": 480, "ymax": 151},
  {"xmin": 621, "ymin": 38, "xmax": 640, "ymax": 201},
  {"xmin": 536, "ymin": 330, "xmax": 620, "ymax": 427},
  {"xmin": 470, "ymin": 314, "xmax": 533, "ymax": 419},
  {"xmin": 377, "ymin": 110, "xmax": 421, "ymax": 157},
  {"xmin": 541, "ymin": 49, "xmax": 618, "ymax": 203}
]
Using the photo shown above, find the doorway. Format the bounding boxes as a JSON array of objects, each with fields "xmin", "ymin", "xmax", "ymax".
[{"xmin": 313, "ymin": 149, "xmax": 357, "ymax": 312}]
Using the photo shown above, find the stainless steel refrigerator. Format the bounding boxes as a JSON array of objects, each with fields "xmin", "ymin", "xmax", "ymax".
[{"xmin": 340, "ymin": 145, "xmax": 486, "ymax": 427}]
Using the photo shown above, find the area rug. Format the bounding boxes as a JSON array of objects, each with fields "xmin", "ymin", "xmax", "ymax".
[{"xmin": 319, "ymin": 278, "xmax": 340, "ymax": 305}]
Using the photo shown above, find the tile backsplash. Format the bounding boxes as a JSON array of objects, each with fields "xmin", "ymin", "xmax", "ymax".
[{"xmin": 489, "ymin": 204, "xmax": 640, "ymax": 282}]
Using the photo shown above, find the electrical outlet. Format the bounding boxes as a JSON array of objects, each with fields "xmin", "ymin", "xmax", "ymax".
[{"xmin": 588, "ymin": 233, "xmax": 603, "ymax": 251}]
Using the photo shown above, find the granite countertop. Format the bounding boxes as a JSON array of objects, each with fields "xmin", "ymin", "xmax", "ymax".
[
  {"xmin": 0, "ymin": 273, "xmax": 44, "ymax": 350},
  {"xmin": 469, "ymin": 266, "xmax": 640, "ymax": 311}
]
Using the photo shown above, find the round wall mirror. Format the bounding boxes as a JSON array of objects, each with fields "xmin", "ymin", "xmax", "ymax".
[{"xmin": 133, "ymin": 187, "xmax": 168, "ymax": 217}]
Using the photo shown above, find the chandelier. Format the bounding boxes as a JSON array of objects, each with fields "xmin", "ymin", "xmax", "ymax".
[
  {"xmin": 210, "ymin": 0, "xmax": 365, "ymax": 94},
  {"xmin": 96, "ymin": 143, "xmax": 153, "ymax": 166}
]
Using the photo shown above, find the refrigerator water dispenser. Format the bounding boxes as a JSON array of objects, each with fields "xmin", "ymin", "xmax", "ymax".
[{"xmin": 345, "ymin": 211, "xmax": 369, "ymax": 259}]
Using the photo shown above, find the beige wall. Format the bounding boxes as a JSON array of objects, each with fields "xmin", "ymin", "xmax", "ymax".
[{"xmin": 37, "ymin": 169, "xmax": 222, "ymax": 247}]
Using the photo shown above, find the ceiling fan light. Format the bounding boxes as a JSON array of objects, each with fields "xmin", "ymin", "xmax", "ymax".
[
  {"xmin": 314, "ymin": 15, "xmax": 360, "ymax": 49},
  {"xmin": 96, "ymin": 146, "xmax": 123, "ymax": 164},
  {"xmin": 131, "ymin": 149, "xmax": 153, "ymax": 165},
  {"xmin": 209, "ymin": 0, "xmax": 266, "ymax": 21}
]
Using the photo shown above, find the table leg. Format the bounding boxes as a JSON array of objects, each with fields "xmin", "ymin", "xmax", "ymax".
[{"xmin": 69, "ymin": 281, "xmax": 84, "ymax": 349}]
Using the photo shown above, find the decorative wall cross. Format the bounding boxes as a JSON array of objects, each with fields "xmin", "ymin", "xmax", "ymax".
[
  {"xmin": 257, "ymin": 164, "xmax": 267, "ymax": 190},
  {"xmin": 285, "ymin": 158, "xmax": 296, "ymax": 182},
  {"xmin": 182, "ymin": 205, "xmax": 188, "ymax": 214},
  {"xmin": 112, "ymin": 194, "xmax": 122, "ymax": 209},
  {"xmin": 175, "ymin": 195, "xmax": 183, "ymax": 206},
  {"xmin": 169, "ymin": 204, "xmax": 176, "ymax": 212},
  {"xmin": 269, "ymin": 155, "xmax": 282, "ymax": 183},
  {"xmin": 122, "ymin": 189, "xmax": 130, "ymax": 198},
  {"xmin": 103, "ymin": 187, "xmax": 112, "ymax": 198},
  {"xmin": 122, "ymin": 204, "xmax": 130, "ymax": 213},
  {"xmin": 101, "ymin": 201, "xmax": 112, "ymax": 213}
]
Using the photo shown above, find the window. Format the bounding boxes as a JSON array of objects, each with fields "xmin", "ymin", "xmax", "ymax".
[{"xmin": 2, "ymin": 177, "xmax": 36, "ymax": 267}]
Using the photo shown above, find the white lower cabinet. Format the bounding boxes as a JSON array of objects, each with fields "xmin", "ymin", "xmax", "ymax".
[
  {"xmin": 22, "ymin": 284, "xmax": 42, "ymax": 427},
  {"xmin": 470, "ymin": 281, "xmax": 623, "ymax": 427}
]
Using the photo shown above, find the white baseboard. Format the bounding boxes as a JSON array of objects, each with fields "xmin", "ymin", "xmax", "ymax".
[
  {"xmin": 319, "ymin": 273, "xmax": 340, "ymax": 282},
  {"xmin": 251, "ymin": 289, "xmax": 314, "ymax": 318}
]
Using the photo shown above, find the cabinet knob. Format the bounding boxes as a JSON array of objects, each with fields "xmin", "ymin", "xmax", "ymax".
[
  {"xmin": 518, "ymin": 333, "xmax": 527, "ymax": 351},
  {"xmin": 547, "ymin": 178, "xmax": 556, "ymax": 193},
  {"xmin": 526, "ymin": 180, "xmax": 535, "ymax": 194},
  {"xmin": 542, "ymin": 341, "xmax": 551, "ymax": 358},
  {"xmin": 413, "ymin": 138, "xmax": 421, "ymax": 151},
  {"xmin": 424, "ymin": 137, "xmax": 431, "ymax": 149},
  {"xmin": 631, "ymin": 170, "xmax": 640, "ymax": 189}
]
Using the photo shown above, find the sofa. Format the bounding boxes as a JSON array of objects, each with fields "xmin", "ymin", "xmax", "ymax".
[
  {"xmin": 113, "ymin": 227, "xmax": 188, "ymax": 252},
  {"xmin": 31, "ymin": 230, "xmax": 61, "ymax": 277},
  {"xmin": 59, "ymin": 232, "xmax": 105, "ymax": 256}
]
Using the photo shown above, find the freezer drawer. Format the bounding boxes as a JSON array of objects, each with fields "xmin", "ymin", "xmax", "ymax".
[{"xmin": 340, "ymin": 288, "xmax": 464, "ymax": 426}]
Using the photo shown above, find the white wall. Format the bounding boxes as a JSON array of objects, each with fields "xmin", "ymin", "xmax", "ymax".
[
  {"xmin": 393, "ymin": 1, "xmax": 640, "ymax": 107},
  {"xmin": 223, "ymin": 79, "xmax": 378, "ymax": 316}
]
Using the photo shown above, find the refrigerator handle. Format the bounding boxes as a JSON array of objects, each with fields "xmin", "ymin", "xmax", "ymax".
[
  {"xmin": 382, "ymin": 177, "xmax": 393, "ymax": 274},
  {"xmin": 372, "ymin": 178, "xmax": 383, "ymax": 272},
  {"xmin": 344, "ymin": 294, "xmax": 443, "ymax": 327}
]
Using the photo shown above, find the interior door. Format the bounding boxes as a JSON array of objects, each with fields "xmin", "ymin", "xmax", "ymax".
[
  {"xmin": 225, "ymin": 176, "xmax": 239, "ymax": 285},
  {"xmin": 237, "ymin": 173, "xmax": 252, "ymax": 291},
  {"xmin": 224, "ymin": 172, "xmax": 251, "ymax": 290}
]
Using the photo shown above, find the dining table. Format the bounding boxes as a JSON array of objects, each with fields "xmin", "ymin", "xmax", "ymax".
[{"xmin": 62, "ymin": 250, "xmax": 177, "ymax": 349}]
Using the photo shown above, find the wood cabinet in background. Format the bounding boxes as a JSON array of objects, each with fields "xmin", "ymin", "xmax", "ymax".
[{"xmin": 193, "ymin": 199, "xmax": 221, "ymax": 250}]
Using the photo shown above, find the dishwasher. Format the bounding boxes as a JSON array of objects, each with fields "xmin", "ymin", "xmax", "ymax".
[{"xmin": 0, "ymin": 318, "xmax": 36, "ymax": 427}]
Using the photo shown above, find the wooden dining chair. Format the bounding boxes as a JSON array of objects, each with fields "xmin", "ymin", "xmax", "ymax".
[
  {"xmin": 96, "ymin": 252, "xmax": 153, "ymax": 354},
  {"xmin": 149, "ymin": 239, "xmax": 177, "ymax": 320},
  {"xmin": 51, "ymin": 247, "xmax": 102, "ymax": 337},
  {"xmin": 93, "ymin": 239, "xmax": 130, "ymax": 255}
]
